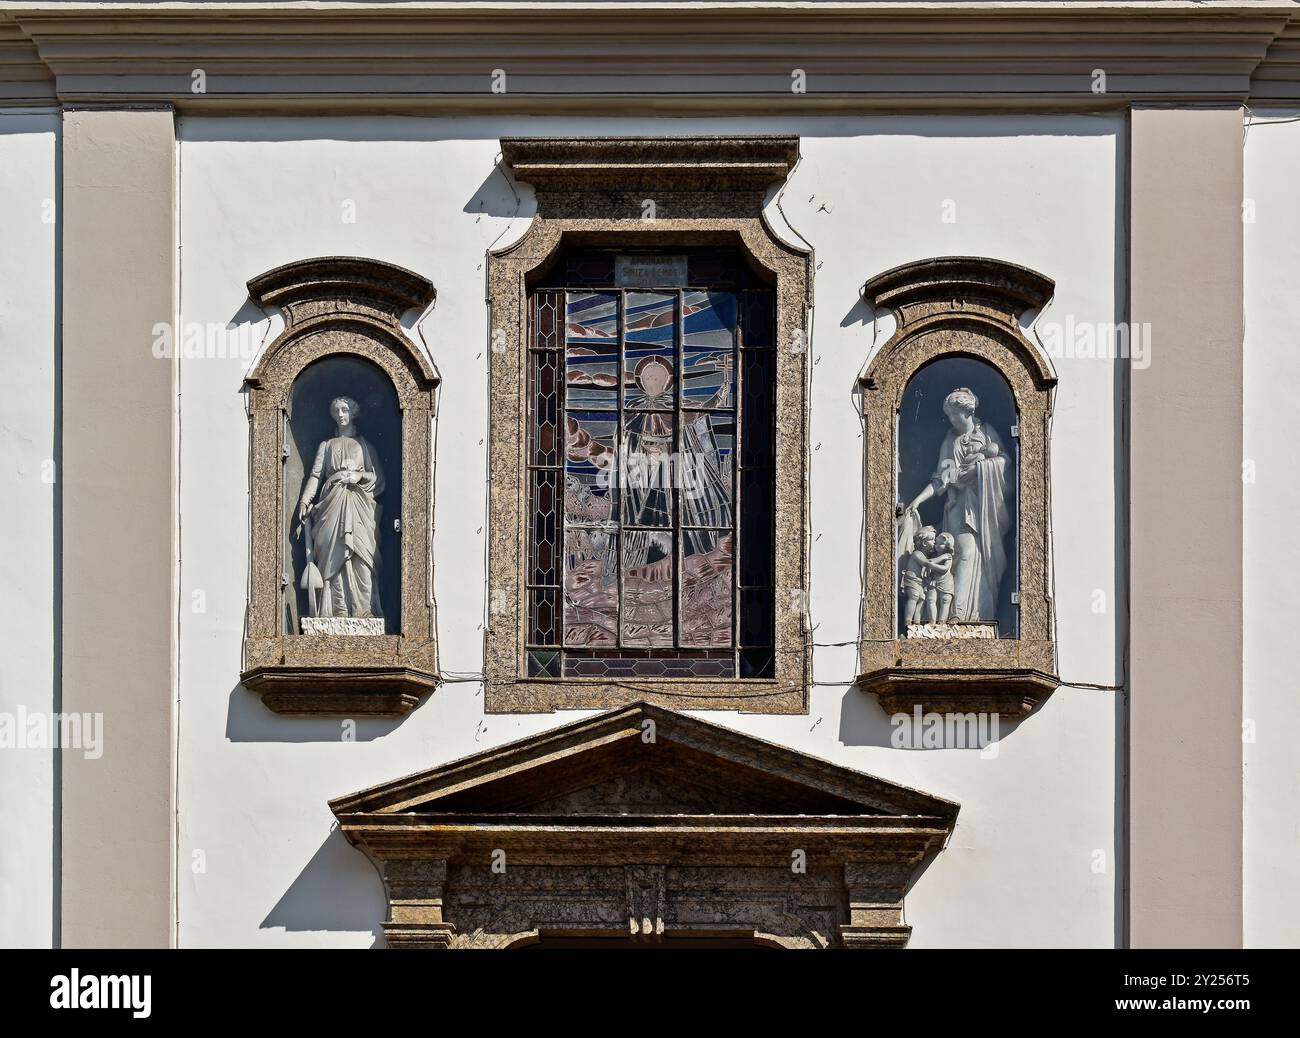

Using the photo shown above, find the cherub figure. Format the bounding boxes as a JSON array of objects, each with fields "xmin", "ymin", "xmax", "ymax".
[
  {"xmin": 924, "ymin": 532, "xmax": 956, "ymax": 624},
  {"xmin": 901, "ymin": 525, "xmax": 944, "ymax": 626}
]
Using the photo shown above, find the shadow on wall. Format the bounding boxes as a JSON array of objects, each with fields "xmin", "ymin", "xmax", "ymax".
[
  {"xmin": 841, "ymin": 293, "xmax": 873, "ymax": 329},
  {"xmin": 837, "ymin": 687, "xmax": 1034, "ymax": 749},
  {"xmin": 463, "ymin": 156, "xmax": 531, "ymax": 221},
  {"xmin": 260, "ymin": 828, "xmax": 386, "ymax": 947},
  {"xmin": 225, "ymin": 683, "xmax": 411, "ymax": 743}
]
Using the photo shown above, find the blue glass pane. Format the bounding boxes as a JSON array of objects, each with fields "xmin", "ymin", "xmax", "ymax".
[
  {"xmin": 566, "ymin": 291, "xmax": 618, "ymax": 409},
  {"xmin": 682, "ymin": 291, "xmax": 736, "ymax": 409},
  {"xmin": 624, "ymin": 292, "xmax": 676, "ymax": 411}
]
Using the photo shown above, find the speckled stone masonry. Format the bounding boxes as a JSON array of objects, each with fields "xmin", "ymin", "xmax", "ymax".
[
  {"xmin": 330, "ymin": 702, "xmax": 959, "ymax": 948},
  {"xmin": 241, "ymin": 257, "xmax": 440, "ymax": 715},
  {"xmin": 856, "ymin": 257, "xmax": 1061, "ymax": 717}
]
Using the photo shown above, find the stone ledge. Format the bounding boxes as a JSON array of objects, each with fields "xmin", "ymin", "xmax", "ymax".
[
  {"xmin": 857, "ymin": 665, "xmax": 1060, "ymax": 718},
  {"xmin": 241, "ymin": 666, "xmax": 437, "ymax": 716},
  {"xmin": 839, "ymin": 924, "xmax": 913, "ymax": 949},
  {"xmin": 500, "ymin": 135, "xmax": 800, "ymax": 192}
]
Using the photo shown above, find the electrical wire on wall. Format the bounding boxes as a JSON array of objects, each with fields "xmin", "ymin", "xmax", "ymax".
[{"xmin": 386, "ymin": 144, "xmax": 1129, "ymax": 706}]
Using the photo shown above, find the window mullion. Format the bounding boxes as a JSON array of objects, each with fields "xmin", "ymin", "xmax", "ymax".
[
  {"xmin": 733, "ymin": 294, "xmax": 744, "ymax": 671},
  {"xmin": 616, "ymin": 289, "xmax": 626, "ymax": 650},
  {"xmin": 672, "ymin": 287, "xmax": 684, "ymax": 652}
]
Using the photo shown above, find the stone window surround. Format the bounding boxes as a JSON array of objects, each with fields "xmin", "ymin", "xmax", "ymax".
[
  {"xmin": 240, "ymin": 256, "xmax": 441, "ymax": 716},
  {"xmin": 484, "ymin": 136, "xmax": 814, "ymax": 714},
  {"xmin": 855, "ymin": 256, "xmax": 1061, "ymax": 718}
]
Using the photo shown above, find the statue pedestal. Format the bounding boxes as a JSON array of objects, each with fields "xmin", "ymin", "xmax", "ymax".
[{"xmin": 302, "ymin": 617, "xmax": 385, "ymax": 636}]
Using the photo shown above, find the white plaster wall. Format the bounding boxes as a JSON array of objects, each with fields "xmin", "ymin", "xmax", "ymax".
[
  {"xmin": 0, "ymin": 110, "xmax": 58, "ymax": 948},
  {"xmin": 1243, "ymin": 110, "xmax": 1300, "ymax": 948},
  {"xmin": 177, "ymin": 114, "xmax": 1122, "ymax": 947}
]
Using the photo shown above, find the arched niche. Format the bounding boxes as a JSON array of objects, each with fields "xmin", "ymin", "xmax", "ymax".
[
  {"xmin": 284, "ymin": 355, "xmax": 403, "ymax": 636},
  {"xmin": 897, "ymin": 355, "xmax": 1020, "ymax": 637},
  {"xmin": 856, "ymin": 257, "xmax": 1059, "ymax": 718},
  {"xmin": 241, "ymin": 256, "xmax": 439, "ymax": 716}
]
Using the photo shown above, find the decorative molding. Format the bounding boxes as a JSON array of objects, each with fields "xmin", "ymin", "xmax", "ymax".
[
  {"xmin": 0, "ymin": 14, "xmax": 54, "ymax": 104},
  {"xmin": 860, "ymin": 256, "xmax": 1058, "ymax": 347},
  {"xmin": 483, "ymin": 135, "xmax": 812, "ymax": 714},
  {"xmin": 856, "ymin": 256, "xmax": 1060, "ymax": 718},
  {"xmin": 330, "ymin": 702, "xmax": 959, "ymax": 949},
  {"xmin": 499, "ymin": 135, "xmax": 800, "ymax": 192},
  {"xmin": 241, "ymin": 256, "xmax": 440, "ymax": 716},
  {"xmin": 4, "ymin": 4, "xmax": 1300, "ymax": 109},
  {"xmin": 1252, "ymin": 20, "xmax": 1300, "ymax": 101},
  {"xmin": 245, "ymin": 256, "xmax": 439, "ymax": 349}
]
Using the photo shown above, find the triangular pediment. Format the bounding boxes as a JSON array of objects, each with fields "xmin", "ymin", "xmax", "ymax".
[{"xmin": 329, "ymin": 702, "xmax": 958, "ymax": 821}]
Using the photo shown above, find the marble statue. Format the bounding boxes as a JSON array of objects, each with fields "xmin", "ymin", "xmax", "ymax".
[
  {"xmin": 904, "ymin": 528, "xmax": 956, "ymax": 626},
  {"xmin": 899, "ymin": 386, "xmax": 1011, "ymax": 627},
  {"xmin": 926, "ymin": 531, "xmax": 957, "ymax": 624},
  {"xmin": 295, "ymin": 395, "xmax": 385, "ymax": 629}
]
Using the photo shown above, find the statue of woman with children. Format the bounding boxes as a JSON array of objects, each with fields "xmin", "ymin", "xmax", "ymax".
[{"xmin": 897, "ymin": 386, "xmax": 1012, "ymax": 628}]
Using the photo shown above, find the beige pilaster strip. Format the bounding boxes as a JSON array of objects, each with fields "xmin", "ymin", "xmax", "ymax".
[
  {"xmin": 1129, "ymin": 106, "xmax": 1243, "ymax": 948},
  {"xmin": 60, "ymin": 105, "xmax": 175, "ymax": 947}
]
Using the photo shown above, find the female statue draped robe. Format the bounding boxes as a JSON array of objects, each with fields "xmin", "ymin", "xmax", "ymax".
[
  {"xmin": 929, "ymin": 419, "xmax": 1010, "ymax": 621},
  {"xmin": 901, "ymin": 387, "xmax": 1012, "ymax": 626},
  {"xmin": 298, "ymin": 397, "xmax": 385, "ymax": 621}
]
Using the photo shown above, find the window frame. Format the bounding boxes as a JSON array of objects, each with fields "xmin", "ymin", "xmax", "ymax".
[{"xmin": 484, "ymin": 136, "xmax": 812, "ymax": 714}]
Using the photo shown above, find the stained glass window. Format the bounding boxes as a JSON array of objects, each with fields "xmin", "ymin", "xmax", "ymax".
[{"xmin": 526, "ymin": 250, "xmax": 776, "ymax": 679}]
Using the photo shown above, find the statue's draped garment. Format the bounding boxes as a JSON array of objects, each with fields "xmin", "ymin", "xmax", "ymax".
[
  {"xmin": 306, "ymin": 435, "xmax": 384, "ymax": 618},
  {"xmin": 928, "ymin": 419, "xmax": 1010, "ymax": 622}
]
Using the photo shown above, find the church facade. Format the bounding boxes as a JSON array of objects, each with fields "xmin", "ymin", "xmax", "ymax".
[{"xmin": 1, "ymin": 0, "xmax": 1295, "ymax": 948}]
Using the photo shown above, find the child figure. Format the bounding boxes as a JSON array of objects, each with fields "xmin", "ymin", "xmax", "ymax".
[
  {"xmin": 901, "ymin": 526, "xmax": 940, "ymax": 626},
  {"xmin": 924, "ymin": 532, "xmax": 956, "ymax": 624}
]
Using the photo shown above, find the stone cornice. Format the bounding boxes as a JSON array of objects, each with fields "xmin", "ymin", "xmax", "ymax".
[
  {"xmin": 0, "ymin": 14, "xmax": 52, "ymax": 104},
  {"xmin": 246, "ymin": 255, "xmax": 437, "ymax": 330},
  {"xmin": 330, "ymin": 701, "xmax": 960, "ymax": 819},
  {"xmin": 334, "ymin": 814, "xmax": 955, "ymax": 865},
  {"xmin": 501, "ymin": 135, "xmax": 799, "ymax": 192},
  {"xmin": 865, "ymin": 255, "xmax": 1057, "ymax": 323},
  {"xmin": 3, "ymin": 3, "xmax": 1300, "ymax": 109},
  {"xmin": 1253, "ymin": 19, "xmax": 1300, "ymax": 99}
]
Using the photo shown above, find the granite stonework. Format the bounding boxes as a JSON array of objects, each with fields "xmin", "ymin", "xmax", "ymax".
[
  {"xmin": 485, "ymin": 136, "xmax": 813, "ymax": 714},
  {"xmin": 240, "ymin": 257, "xmax": 440, "ymax": 716},
  {"xmin": 330, "ymin": 703, "xmax": 958, "ymax": 949},
  {"xmin": 856, "ymin": 257, "xmax": 1061, "ymax": 717}
]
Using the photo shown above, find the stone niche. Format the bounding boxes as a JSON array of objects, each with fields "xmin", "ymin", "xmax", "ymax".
[
  {"xmin": 330, "ymin": 702, "xmax": 958, "ymax": 949},
  {"xmin": 856, "ymin": 257, "xmax": 1061, "ymax": 718},
  {"xmin": 240, "ymin": 256, "xmax": 440, "ymax": 716}
]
